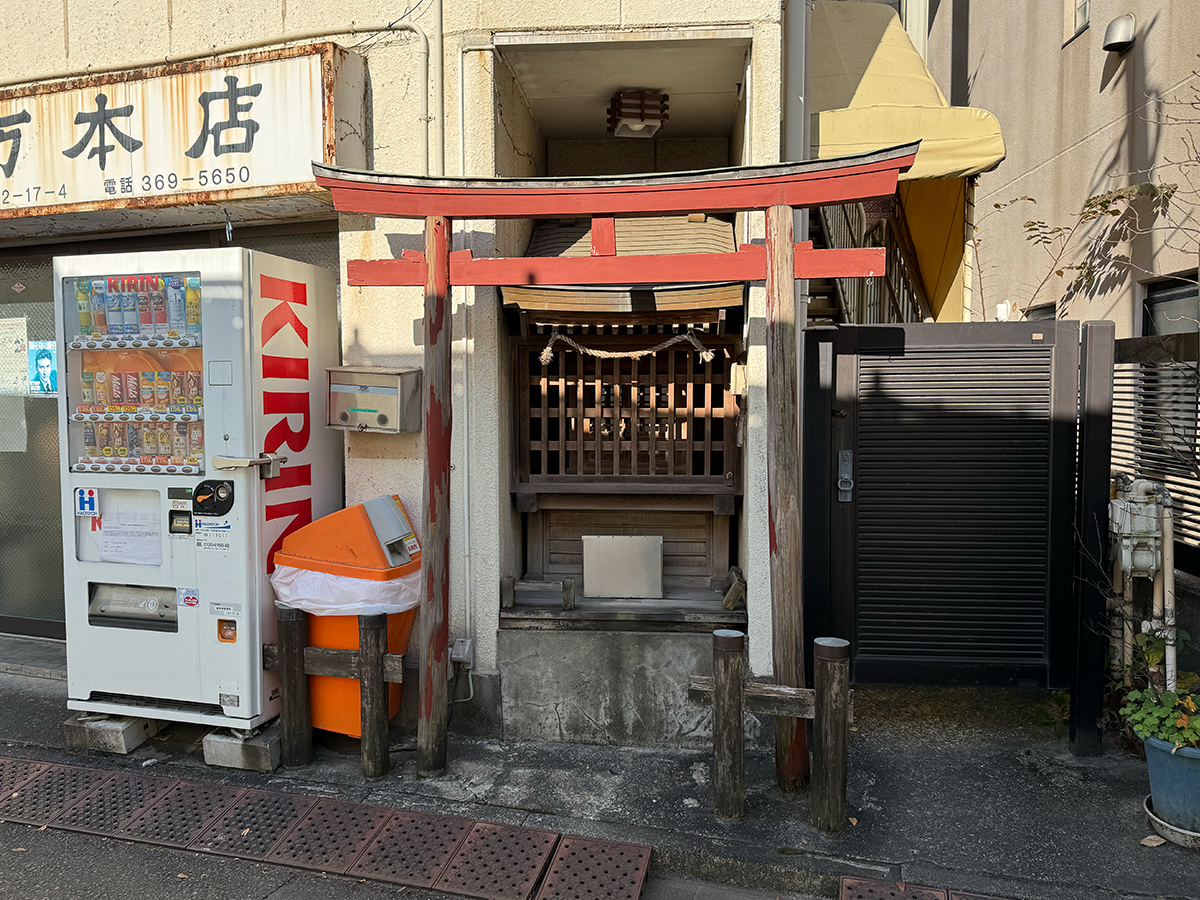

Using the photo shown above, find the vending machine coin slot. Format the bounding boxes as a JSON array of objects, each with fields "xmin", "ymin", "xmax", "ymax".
[{"xmin": 193, "ymin": 480, "xmax": 234, "ymax": 517}]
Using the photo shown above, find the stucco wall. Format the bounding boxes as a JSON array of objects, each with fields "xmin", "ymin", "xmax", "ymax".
[{"xmin": 925, "ymin": 0, "xmax": 1200, "ymax": 333}]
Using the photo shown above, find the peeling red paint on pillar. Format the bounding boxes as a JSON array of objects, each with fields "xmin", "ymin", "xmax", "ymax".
[{"xmin": 417, "ymin": 215, "xmax": 453, "ymax": 775}]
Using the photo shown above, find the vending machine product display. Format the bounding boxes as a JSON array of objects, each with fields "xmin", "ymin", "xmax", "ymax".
[{"xmin": 55, "ymin": 248, "xmax": 341, "ymax": 727}]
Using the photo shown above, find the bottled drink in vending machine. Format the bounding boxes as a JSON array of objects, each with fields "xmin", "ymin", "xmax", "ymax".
[
  {"xmin": 150, "ymin": 276, "xmax": 168, "ymax": 334},
  {"xmin": 120, "ymin": 278, "xmax": 138, "ymax": 336},
  {"xmin": 137, "ymin": 278, "xmax": 154, "ymax": 334},
  {"xmin": 89, "ymin": 280, "xmax": 107, "ymax": 336},
  {"xmin": 165, "ymin": 277, "xmax": 186, "ymax": 334},
  {"xmin": 185, "ymin": 277, "xmax": 202, "ymax": 334},
  {"xmin": 75, "ymin": 282, "xmax": 92, "ymax": 334}
]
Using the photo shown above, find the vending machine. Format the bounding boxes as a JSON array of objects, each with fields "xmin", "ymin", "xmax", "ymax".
[{"xmin": 54, "ymin": 248, "xmax": 341, "ymax": 728}]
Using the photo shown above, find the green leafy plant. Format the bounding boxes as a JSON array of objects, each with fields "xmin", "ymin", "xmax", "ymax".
[
  {"xmin": 1033, "ymin": 690, "xmax": 1072, "ymax": 739},
  {"xmin": 1120, "ymin": 688, "xmax": 1200, "ymax": 750}
]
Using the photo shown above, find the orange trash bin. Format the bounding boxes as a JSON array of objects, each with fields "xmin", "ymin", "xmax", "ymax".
[{"xmin": 270, "ymin": 494, "xmax": 422, "ymax": 738}]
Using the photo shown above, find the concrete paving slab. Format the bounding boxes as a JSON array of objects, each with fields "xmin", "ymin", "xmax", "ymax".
[{"xmin": 0, "ymin": 635, "xmax": 65, "ymax": 681}]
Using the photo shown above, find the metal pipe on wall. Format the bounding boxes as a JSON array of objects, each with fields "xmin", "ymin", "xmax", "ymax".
[{"xmin": 1162, "ymin": 491, "xmax": 1177, "ymax": 691}]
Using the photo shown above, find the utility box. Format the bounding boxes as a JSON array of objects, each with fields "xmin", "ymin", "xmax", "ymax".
[{"xmin": 327, "ymin": 366, "xmax": 421, "ymax": 433}]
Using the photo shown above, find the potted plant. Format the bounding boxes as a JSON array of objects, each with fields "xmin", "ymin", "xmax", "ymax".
[{"xmin": 1121, "ymin": 686, "xmax": 1200, "ymax": 832}]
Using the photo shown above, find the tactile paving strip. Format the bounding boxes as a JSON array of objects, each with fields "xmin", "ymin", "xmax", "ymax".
[
  {"xmin": 189, "ymin": 788, "xmax": 316, "ymax": 860},
  {"xmin": 0, "ymin": 757, "xmax": 48, "ymax": 797},
  {"xmin": 51, "ymin": 772, "xmax": 178, "ymax": 836},
  {"xmin": 348, "ymin": 809, "xmax": 475, "ymax": 887},
  {"xmin": 265, "ymin": 798, "xmax": 394, "ymax": 874},
  {"xmin": 536, "ymin": 836, "xmax": 651, "ymax": 900},
  {"xmin": 435, "ymin": 821, "xmax": 560, "ymax": 900},
  {"xmin": 0, "ymin": 765, "xmax": 111, "ymax": 825},
  {"xmin": 118, "ymin": 780, "xmax": 246, "ymax": 848}
]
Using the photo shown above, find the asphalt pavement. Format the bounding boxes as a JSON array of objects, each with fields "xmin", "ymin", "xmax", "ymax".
[{"xmin": 0, "ymin": 636, "xmax": 1196, "ymax": 900}]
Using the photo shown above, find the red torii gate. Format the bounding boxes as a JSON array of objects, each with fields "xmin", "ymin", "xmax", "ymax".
[{"xmin": 313, "ymin": 142, "xmax": 917, "ymax": 787}]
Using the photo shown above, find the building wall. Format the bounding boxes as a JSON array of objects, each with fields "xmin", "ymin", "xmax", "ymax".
[
  {"xmin": 925, "ymin": 0, "xmax": 1200, "ymax": 332},
  {"xmin": 6, "ymin": 1, "xmax": 788, "ymax": 695}
]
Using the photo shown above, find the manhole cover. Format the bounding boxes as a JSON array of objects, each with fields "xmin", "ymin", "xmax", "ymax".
[
  {"xmin": 52, "ymin": 772, "xmax": 178, "ymax": 836},
  {"xmin": 434, "ymin": 821, "xmax": 560, "ymax": 900},
  {"xmin": 536, "ymin": 835, "xmax": 651, "ymax": 900},
  {"xmin": 265, "ymin": 798, "xmax": 394, "ymax": 873},
  {"xmin": 0, "ymin": 765, "xmax": 110, "ymax": 825},
  {"xmin": 189, "ymin": 789, "xmax": 315, "ymax": 860},
  {"xmin": 348, "ymin": 809, "xmax": 475, "ymax": 887},
  {"xmin": 119, "ymin": 780, "xmax": 245, "ymax": 848},
  {"xmin": 840, "ymin": 878, "xmax": 948, "ymax": 900},
  {"xmin": 0, "ymin": 757, "xmax": 48, "ymax": 797}
]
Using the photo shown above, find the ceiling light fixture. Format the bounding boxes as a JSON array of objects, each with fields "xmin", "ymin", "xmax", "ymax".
[{"xmin": 607, "ymin": 91, "xmax": 669, "ymax": 139}]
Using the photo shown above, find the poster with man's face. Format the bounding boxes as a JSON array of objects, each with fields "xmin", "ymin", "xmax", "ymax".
[{"xmin": 28, "ymin": 341, "xmax": 57, "ymax": 396}]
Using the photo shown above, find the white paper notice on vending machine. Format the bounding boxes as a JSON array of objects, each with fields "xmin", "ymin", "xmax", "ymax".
[{"xmin": 98, "ymin": 510, "xmax": 162, "ymax": 566}]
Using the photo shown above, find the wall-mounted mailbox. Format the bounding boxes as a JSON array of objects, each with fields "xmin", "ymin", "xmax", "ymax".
[{"xmin": 326, "ymin": 366, "xmax": 422, "ymax": 434}]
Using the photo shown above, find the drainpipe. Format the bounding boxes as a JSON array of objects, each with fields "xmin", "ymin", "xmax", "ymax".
[
  {"xmin": 432, "ymin": 0, "xmax": 445, "ymax": 176},
  {"xmin": 457, "ymin": 41, "xmax": 496, "ymax": 642},
  {"xmin": 1160, "ymin": 488, "xmax": 1176, "ymax": 691}
]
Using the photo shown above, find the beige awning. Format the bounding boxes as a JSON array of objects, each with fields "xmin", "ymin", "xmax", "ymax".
[{"xmin": 810, "ymin": 0, "xmax": 1005, "ymax": 181}]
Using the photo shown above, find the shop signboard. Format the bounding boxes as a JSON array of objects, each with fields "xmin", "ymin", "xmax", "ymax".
[{"xmin": 0, "ymin": 45, "xmax": 348, "ymax": 218}]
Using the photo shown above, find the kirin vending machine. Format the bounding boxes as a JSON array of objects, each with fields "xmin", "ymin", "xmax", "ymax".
[{"xmin": 54, "ymin": 248, "xmax": 341, "ymax": 728}]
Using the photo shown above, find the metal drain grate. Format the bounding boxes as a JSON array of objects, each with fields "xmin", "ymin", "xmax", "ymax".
[
  {"xmin": 118, "ymin": 781, "xmax": 245, "ymax": 848},
  {"xmin": 51, "ymin": 772, "xmax": 178, "ymax": 836},
  {"xmin": 0, "ymin": 757, "xmax": 48, "ymax": 797},
  {"xmin": 265, "ymin": 798, "xmax": 394, "ymax": 874},
  {"xmin": 840, "ymin": 879, "xmax": 948, "ymax": 900},
  {"xmin": 189, "ymin": 788, "xmax": 316, "ymax": 859},
  {"xmin": 348, "ymin": 809, "xmax": 475, "ymax": 887},
  {"xmin": 435, "ymin": 821, "xmax": 560, "ymax": 900},
  {"xmin": 0, "ymin": 765, "xmax": 111, "ymax": 825},
  {"xmin": 536, "ymin": 836, "xmax": 651, "ymax": 900}
]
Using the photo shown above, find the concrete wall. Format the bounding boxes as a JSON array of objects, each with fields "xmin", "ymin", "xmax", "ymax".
[{"xmin": 925, "ymin": 0, "xmax": 1200, "ymax": 332}]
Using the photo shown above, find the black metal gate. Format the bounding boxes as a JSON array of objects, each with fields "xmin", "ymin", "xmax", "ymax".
[{"xmin": 803, "ymin": 323, "xmax": 1083, "ymax": 687}]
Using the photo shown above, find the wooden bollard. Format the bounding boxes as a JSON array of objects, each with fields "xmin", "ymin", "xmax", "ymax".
[
  {"xmin": 811, "ymin": 637, "xmax": 850, "ymax": 833},
  {"xmin": 359, "ymin": 614, "xmax": 390, "ymax": 778},
  {"xmin": 712, "ymin": 629, "xmax": 746, "ymax": 819},
  {"xmin": 562, "ymin": 577, "xmax": 576, "ymax": 611},
  {"xmin": 276, "ymin": 605, "xmax": 312, "ymax": 768}
]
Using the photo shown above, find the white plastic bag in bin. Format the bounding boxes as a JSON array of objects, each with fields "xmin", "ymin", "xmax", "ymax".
[{"xmin": 270, "ymin": 565, "xmax": 422, "ymax": 617}]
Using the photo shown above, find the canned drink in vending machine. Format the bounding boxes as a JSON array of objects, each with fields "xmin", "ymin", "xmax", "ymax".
[
  {"xmin": 80, "ymin": 372, "xmax": 95, "ymax": 405},
  {"xmin": 96, "ymin": 422, "xmax": 112, "ymax": 458},
  {"xmin": 140, "ymin": 372, "xmax": 157, "ymax": 406},
  {"xmin": 155, "ymin": 372, "xmax": 171, "ymax": 411},
  {"xmin": 153, "ymin": 422, "xmax": 170, "ymax": 460},
  {"xmin": 188, "ymin": 422, "xmax": 204, "ymax": 458},
  {"xmin": 172, "ymin": 423, "xmax": 189, "ymax": 460},
  {"xmin": 186, "ymin": 370, "xmax": 202, "ymax": 407},
  {"xmin": 83, "ymin": 422, "xmax": 97, "ymax": 457},
  {"xmin": 169, "ymin": 371, "xmax": 185, "ymax": 408},
  {"xmin": 93, "ymin": 370, "xmax": 110, "ymax": 406},
  {"xmin": 109, "ymin": 369, "xmax": 124, "ymax": 404},
  {"xmin": 126, "ymin": 423, "xmax": 142, "ymax": 458},
  {"xmin": 112, "ymin": 423, "xmax": 128, "ymax": 459},
  {"xmin": 122, "ymin": 371, "xmax": 141, "ymax": 405}
]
